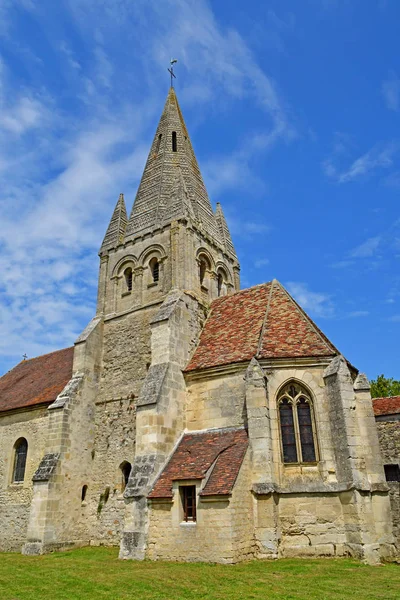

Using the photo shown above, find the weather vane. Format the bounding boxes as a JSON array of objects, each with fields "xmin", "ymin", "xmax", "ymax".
[{"xmin": 168, "ymin": 58, "xmax": 178, "ymax": 88}]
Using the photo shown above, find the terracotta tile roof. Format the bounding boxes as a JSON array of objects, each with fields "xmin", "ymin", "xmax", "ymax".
[
  {"xmin": 373, "ymin": 396, "xmax": 400, "ymax": 417},
  {"xmin": 0, "ymin": 347, "xmax": 74, "ymax": 413},
  {"xmin": 148, "ymin": 428, "xmax": 248, "ymax": 498},
  {"xmin": 186, "ymin": 280, "xmax": 337, "ymax": 372}
]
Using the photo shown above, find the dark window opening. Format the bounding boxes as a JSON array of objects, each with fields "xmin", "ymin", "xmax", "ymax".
[
  {"xmin": 297, "ymin": 398, "xmax": 316, "ymax": 463},
  {"xmin": 217, "ymin": 273, "xmax": 223, "ymax": 297},
  {"xmin": 181, "ymin": 485, "xmax": 197, "ymax": 522},
  {"xmin": 124, "ymin": 267, "xmax": 133, "ymax": 292},
  {"xmin": 384, "ymin": 464, "xmax": 400, "ymax": 482},
  {"xmin": 199, "ymin": 260, "xmax": 207, "ymax": 285},
  {"xmin": 172, "ymin": 131, "xmax": 177, "ymax": 152},
  {"xmin": 279, "ymin": 400, "xmax": 297, "ymax": 463},
  {"xmin": 13, "ymin": 438, "xmax": 28, "ymax": 483},
  {"xmin": 150, "ymin": 258, "xmax": 159, "ymax": 283},
  {"xmin": 121, "ymin": 462, "xmax": 132, "ymax": 491},
  {"xmin": 156, "ymin": 133, "xmax": 162, "ymax": 154},
  {"xmin": 81, "ymin": 485, "xmax": 88, "ymax": 502}
]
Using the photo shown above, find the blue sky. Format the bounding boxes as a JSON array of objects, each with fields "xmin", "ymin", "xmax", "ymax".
[{"xmin": 0, "ymin": 0, "xmax": 399, "ymax": 380}]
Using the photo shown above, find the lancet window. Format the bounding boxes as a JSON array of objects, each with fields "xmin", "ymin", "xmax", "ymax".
[
  {"xmin": 278, "ymin": 383, "xmax": 318, "ymax": 464},
  {"xmin": 124, "ymin": 267, "xmax": 133, "ymax": 292},
  {"xmin": 13, "ymin": 438, "xmax": 28, "ymax": 483}
]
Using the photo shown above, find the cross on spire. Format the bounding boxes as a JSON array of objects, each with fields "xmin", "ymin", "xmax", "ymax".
[{"xmin": 168, "ymin": 58, "xmax": 177, "ymax": 87}]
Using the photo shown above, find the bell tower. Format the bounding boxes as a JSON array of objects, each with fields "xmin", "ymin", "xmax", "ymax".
[{"xmin": 96, "ymin": 86, "xmax": 240, "ymax": 318}]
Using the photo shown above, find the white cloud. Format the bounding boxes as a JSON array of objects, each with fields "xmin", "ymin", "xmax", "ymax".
[
  {"xmin": 350, "ymin": 236, "xmax": 381, "ymax": 258},
  {"xmin": 382, "ymin": 71, "xmax": 400, "ymax": 111},
  {"xmin": 389, "ymin": 315, "xmax": 400, "ymax": 322},
  {"xmin": 346, "ymin": 310, "xmax": 369, "ymax": 318},
  {"xmin": 323, "ymin": 137, "xmax": 397, "ymax": 184},
  {"xmin": 254, "ymin": 258, "xmax": 270, "ymax": 268},
  {"xmin": 286, "ymin": 282, "xmax": 334, "ymax": 318}
]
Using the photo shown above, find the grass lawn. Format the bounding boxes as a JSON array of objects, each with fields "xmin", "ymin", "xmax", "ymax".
[{"xmin": 0, "ymin": 547, "xmax": 399, "ymax": 600}]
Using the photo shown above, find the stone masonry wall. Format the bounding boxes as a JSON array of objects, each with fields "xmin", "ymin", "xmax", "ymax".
[
  {"xmin": 376, "ymin": 421, "xmax": 400, "ymax": 547},
  {"xmin": 185, "ymin": 371, "xmax": 247, "ymax": 432},
  {"xmin": 0, "ymin": 407, "xmax": 48, "ymax": 551},
  {"xmin": 82, "ymin": 306, "xmax": 157, "ymax": 545}
]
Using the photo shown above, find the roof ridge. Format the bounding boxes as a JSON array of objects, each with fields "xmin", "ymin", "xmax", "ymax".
[
  {"xmin": 256, "ymin": 279, "xmax": 276, "ymax": 358},
  {"xmin": 276, "ymin": 281, "xmax": 339, "ymax": 355},
  {"xmin": 12, "ymin": 346, "xmax": 74, "ymax": 367}
]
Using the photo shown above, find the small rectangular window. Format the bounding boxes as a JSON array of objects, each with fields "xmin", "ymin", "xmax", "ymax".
[
  {"xmin": 384, "ymin": 464, "xmax": 400, "ymax": 482},
  {"xmin": 180, "ymin": 485, "xmax": 196, "ymax": 522}
]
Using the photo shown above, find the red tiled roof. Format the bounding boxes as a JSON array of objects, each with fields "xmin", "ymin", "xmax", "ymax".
[
  {"xmin": 373, "ymin": 396, "xmax": 400, "ymax": 417},
  {"xmin": 186, "ymin": 280, "xmax": 337, "ymax": 371},
  {"xmin": 148, "ymin": 428, "xmax": 248, "ymax": 498},
  {"xmin": 0, "ymin": 347, "xmax": 74, "ymax": 413}
]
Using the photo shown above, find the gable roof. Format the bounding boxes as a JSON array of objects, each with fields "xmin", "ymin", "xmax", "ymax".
[
  {"xmin": 148, "ymin": 427, "xmax": 248, "ymax": 499},
  {"xmin": 373, "ymin": 396, "xmax": 400, "ymax": 417},
  {"xmin": 186, "ymin": 280, "xmax": 338, "ymax": 372},
  {"xmin": 0, "ymin": 347, "xmax": 74, "ymax": 413}
]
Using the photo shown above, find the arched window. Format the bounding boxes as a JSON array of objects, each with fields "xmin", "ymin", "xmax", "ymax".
[
  {"xmin": 172, "ymin": 131, "xmax": 177, "ymax": 152},
  {"xmin": 199, "ymin": 259, "xmax": 207, "ymax": 285},
  {"xmin": 120, "ymin": 461, "xmax": 132, "ymax": 492},
  {"xmin": 278, "ymin": 383, "xmax": 317, "ymax": 464},
  {"xmin": 124, "ymin": 267, "xmax": 133, "ymax": 292},
  {"xmin": 149, "ymin": 258, "xmax": 159, "ymax": 283},
  {"xmin": 217, "ymin": 273, "xmax": 223, "ymax": 297},
  {"xmin": 13, "ymin": 438, "xmax": 28, "ymax": 483}
]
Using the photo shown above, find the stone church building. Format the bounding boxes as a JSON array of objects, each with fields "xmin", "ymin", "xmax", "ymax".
[{"xmin": 0, "ymin": 87, "xmax": 398, "ymax": 564}]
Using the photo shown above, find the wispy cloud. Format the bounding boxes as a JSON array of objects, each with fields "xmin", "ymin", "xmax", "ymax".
[
  {"xmin": 324, "ymin": 143, "xmax": 397, "ymax": 184},
  {"xmin": 382, "ymin": 71, "xmax": 400, "ymax": 111},
  {"xmin": 346, "ymin": 310, "xmax": 369, "ymax": 318},
  {"xmin": 350, "ymin": 236, "xmax": 381, "ymax": 258},
  {"xmin": 286, "ymin": 282, "xmax": 334, "ymax": 318},
  {"xmin": 254, "ymin": 258, "xmax": 270, "ymax": 268}
]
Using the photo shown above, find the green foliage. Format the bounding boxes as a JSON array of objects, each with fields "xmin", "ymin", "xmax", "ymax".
[
  {"xmin": 0, "ymin": 547, "xmax": 400, "ymax": 600},
  {"xmin": 370, "ymin": 374, "xmax": 400, "ymax": 398}
]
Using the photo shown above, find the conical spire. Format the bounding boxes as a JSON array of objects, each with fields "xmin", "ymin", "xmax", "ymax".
[
  {"xmin": 125, "ymin": 87, "xmax": 219, "ymax": 240},
  {"xmin": 215, "ymin": 202, "xmax": 237, "ymax": 258},
  {"xmin": 100, "ymin": 193, "xmax": 128, "ymax": 253}
]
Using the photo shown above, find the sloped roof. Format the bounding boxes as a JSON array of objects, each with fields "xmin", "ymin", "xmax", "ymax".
[
  {"xmin": 186, "ymin": 280, "xmax": 338, "ymax": 372},
  {"xmin": 373, "ymin": 396, "xmax": 400, "ymax": 417},
  {"xmin": 0, "ymin": 347, "xmax": 74, "ymax": 413},
  {"xmin": 148, "ymin": 427, "xmax": 248, "ymax": 498}
]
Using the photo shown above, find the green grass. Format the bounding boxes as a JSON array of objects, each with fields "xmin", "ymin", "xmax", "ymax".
[{"xmin": 0, "ymin": 547, "xmax": 399, "ymax": 600}]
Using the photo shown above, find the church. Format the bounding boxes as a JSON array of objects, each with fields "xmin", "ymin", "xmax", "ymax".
[{"xmin": 0, "ymin": 86, "xmax": 398, "ymax": 564}]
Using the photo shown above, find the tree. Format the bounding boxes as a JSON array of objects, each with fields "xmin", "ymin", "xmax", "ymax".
[{"xmin": 370, "ymin": 374, "xmax": 400, "ymax": 398}]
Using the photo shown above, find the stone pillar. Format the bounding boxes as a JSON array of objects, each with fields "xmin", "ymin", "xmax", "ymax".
[
  {"xmin": 120, "ymin": 291, "xmax": 206, "ymax": 560},
  {"xmin": 245, "ymin": 358, "xmax": 279, "ymax": 557},
  {"xmin": 323, "ymin": 356, "xmax": 396, "ymax": 564},
  {"xmin": 233, "ymin": 265, "xmax": 240, "ymax": 292},
  {"xmin": 134, "ymin": 266, "xmax": 144, "ymax": 306},
  {"xmin": 96, "ymin": 254, "xmax": 109, "ymax": 315}
]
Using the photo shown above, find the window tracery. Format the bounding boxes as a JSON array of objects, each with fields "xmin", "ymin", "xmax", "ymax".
[{"xmin": 278, "ymin": 382, "xmax": 317, "ymax": 464}]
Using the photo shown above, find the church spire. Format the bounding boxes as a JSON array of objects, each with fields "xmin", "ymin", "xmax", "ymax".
[
  {"xmin": 100, "ymin": 193, "xmax": 128, "ymax": 253},
  {"xmin": 125, "ymin": 87, "xmax": 219, "ymax": 241},
  {"xmin": 215, "ymin": 202, "xmax": 237, "ymax": 259}
]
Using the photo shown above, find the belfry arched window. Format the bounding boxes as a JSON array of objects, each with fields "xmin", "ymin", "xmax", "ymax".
[
  {"xmin": 124, "ymin": 267, "xmax": 133, "ymax": 292},
  {"xmin": 13, "ymin": 438, "xmax": 28, "ymax": 483},
  {"xmin": 278, "ymin": 383, "xmax": 318, "ymax": 464},
  {"xmin": 149, "ymin": 258, "xmax": 159, "ymax": 283}
]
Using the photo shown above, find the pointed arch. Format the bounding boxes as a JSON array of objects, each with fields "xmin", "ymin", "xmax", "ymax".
[
  {"xmin": 13, "ymin": 438, "xmax": 28, "ymax": 483},
  {"xmin": 277, "ymin": 381, "xmax": 318, "ymax": 464}
]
